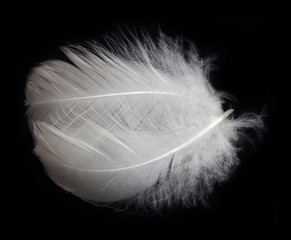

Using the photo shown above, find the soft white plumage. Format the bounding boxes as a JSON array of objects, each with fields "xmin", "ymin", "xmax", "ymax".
[{"xmin": 25, "ymin": 32, "xmax": 262, "ymax": 210}]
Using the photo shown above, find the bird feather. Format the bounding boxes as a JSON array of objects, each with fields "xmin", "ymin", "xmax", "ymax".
[{"xmin": 25, "ymin": 31, "xmax": 262, "ymax": 210}]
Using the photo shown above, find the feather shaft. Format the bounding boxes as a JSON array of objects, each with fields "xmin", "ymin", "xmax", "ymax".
[
  {"xmin": 63, "ymin": 109, "xmax": 234, "ymax": 172},
  {"xmin": 28, "ymin": 91, "xmax": 181, "ymax": 105}
]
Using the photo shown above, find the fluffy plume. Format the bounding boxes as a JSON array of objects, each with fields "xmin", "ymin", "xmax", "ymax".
[{"xmin": 25, "ymin": 31, "xmax": 263, "ymax": 210}]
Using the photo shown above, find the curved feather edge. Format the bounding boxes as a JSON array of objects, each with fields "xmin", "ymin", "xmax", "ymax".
[{"xmin": 38, "ymin": 109, "xmax": 234, "ymax": 172}]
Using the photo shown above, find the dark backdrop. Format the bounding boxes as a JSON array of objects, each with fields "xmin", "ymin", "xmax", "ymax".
[{"xmin": 13, "ymin": 16, "xmax": 282, "ymax": 226}]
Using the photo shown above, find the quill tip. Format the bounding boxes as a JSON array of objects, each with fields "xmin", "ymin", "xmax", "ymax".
[{"xmin": 223, "ymin": 109, "xmax": 234, "ymax": 119}]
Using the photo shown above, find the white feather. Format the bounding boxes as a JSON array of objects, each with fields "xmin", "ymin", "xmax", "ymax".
[{"xmin": 25, "ymin": 32, "xmax": 262, "ymax": 210}]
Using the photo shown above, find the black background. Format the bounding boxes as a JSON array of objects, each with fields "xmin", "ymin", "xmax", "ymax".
[{"xmin": 13, "ymin": 16, "xmax": 282, "ymax": 226}]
